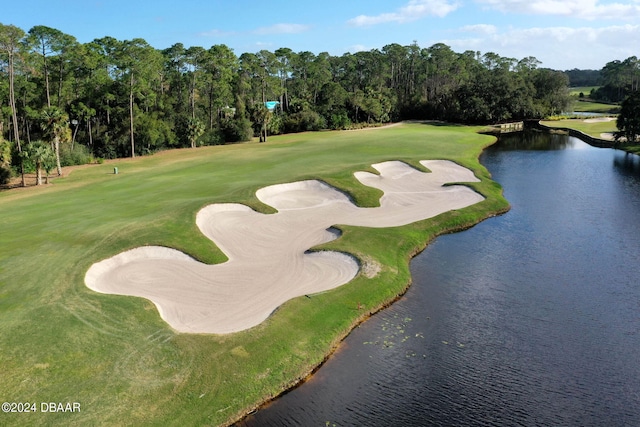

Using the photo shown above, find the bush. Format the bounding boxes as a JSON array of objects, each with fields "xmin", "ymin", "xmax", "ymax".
[
  {"xmin": 545, "ymin": 115, "xmax": 569, "ymax": 121},
  {"xmin": 60, "ymin": 143, "xmax": 93, "ymax": 166},
  {"xmin": 200, "ymin": 128, "xmax": 226, "ymax": 146},
  {"xmin": 283, "ymin": 110, "xmax": 326, "ymax": 133},
  {"xmin": 94, "ymin": 143, "xmax": 118, "ymax": 160},
  {"xmin": 0, "ymin": 165, "xmax": 11, "ymax": 185},
  {"xmin": 267, "ymin": 114, "xmax": 284, "ymax": 135},
  {"xmin": 329, "ymin": 112, "xmax": 352, "ymax": 130},
  {"xmin": 220, "ymin": 117, "xmax": 253, "ymax": 143}
]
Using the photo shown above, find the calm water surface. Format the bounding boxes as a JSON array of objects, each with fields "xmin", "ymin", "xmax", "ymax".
[{"xmin": 240, "ymin": 132, "xmax": 640, "ymax": 426}]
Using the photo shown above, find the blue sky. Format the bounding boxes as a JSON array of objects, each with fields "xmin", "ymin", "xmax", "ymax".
[{"xmin": 3, "ymin": 0, "xmax": 640, "ymax": 70}]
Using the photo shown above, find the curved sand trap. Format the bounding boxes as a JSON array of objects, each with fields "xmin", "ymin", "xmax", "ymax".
[
  {"xmin": 85, "ymin": 160, "xmax": 484, "ymax": 334},
  {"xmin": 584, "ymin": 117, "xmax": 616, "ymax": 123}
]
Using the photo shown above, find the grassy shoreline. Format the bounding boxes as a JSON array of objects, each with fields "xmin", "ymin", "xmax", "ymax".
[
  {"xmin": 540, "ymin": 118, "xmax": 617, "ymax": 140},
  {"xmin": 539, "ymin": 118, "xmax": 640, "ymax": 155},
  {"xmin": 0, "ymin": 123, "xmax": 508, "ymax": 426}
]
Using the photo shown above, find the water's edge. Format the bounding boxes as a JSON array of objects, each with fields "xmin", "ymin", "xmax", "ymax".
[
  {"xmin": 228, "ymin": 138, "xmax": 510, "ymax": 426},
  {"xmin": 239, "ymin": 130, "xmax": 640, "ymax": 426}
]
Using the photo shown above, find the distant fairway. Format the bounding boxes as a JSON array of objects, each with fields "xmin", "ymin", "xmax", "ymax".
[
  {"xmin": 0, "ymin": 123, "xmax": 508, "ymax": 426},
  {"xmin": 567, "ymin": 86, "xmax": 620, "ymax": 114},
  {"xmin": 572, "ymin": 100, "xmax": 620, "ymax": 114},
  {"xmin": 541, "ymin": 117, "xmax": 618, "ymax": 139},
  {"xmin": 569, "ymin": 86, "xmax": 599, "ymax": 97}
]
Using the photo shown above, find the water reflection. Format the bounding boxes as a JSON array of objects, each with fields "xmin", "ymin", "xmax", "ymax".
[
  {"xmin": 491, "ymin": 129, "xmax": 575, "ymax": 151},
  {"xmin": 614, "ymin": 151, "xmax": 640, "ymax": 176},
  {"xmin": 240, "ymin": 132, "xmax": 640, "ymax": 427}
]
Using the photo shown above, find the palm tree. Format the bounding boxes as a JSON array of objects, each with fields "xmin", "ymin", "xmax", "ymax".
[
  {"xmin": 24, "ymin": 141, "xmax": 54, "ymax": 185},
  {"xmin": 186, "ymin": 117, "xmax": 205, "ymax": 148},
  {"xmin": 40, "ymin": 106, "xmax": 69, "ymax": 176}
]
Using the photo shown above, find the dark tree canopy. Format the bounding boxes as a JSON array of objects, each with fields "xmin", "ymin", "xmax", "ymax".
[
  {"xmin": 592, "ymin": 57, "xmax": 640, "ymax": 103},
  {"xmin": 563, "ymin": 68, "xmax": 601, "ymax": 87},
  {"xmin": 616, "ymin": 91, "xmax": 640, "ymax": 144},
  {"xmin": 0, "ymin": 21, "xmax": 580, "ymax": 167}
]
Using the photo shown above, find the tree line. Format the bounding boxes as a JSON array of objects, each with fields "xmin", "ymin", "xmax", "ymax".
[
  {"xmin": 563, "ymin": 58, "xmax": 640, "ymax": 105},
  {"xmin": 591, "ymin": 57, "xmax": 640, "ymax": 103},
  {"xmin": 2, "ymin": 22, "xmax": 575, "ymax": 185},
  {"xmin": 564, "ymin": 57, "xmax": 640, "ymax": 144}
]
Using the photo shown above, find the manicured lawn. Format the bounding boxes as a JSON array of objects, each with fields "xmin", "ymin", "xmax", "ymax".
[
  {"xmin": 541, "ymin": 117, "xmax": 640, "ymax": 154},
  {"xmin": 570, "ymin": 100, "xmax": 620, "ymax": 114},
  {"xmin": 568, "ymin": 86, "xmax": 599, "ymax": 97},
  {"xmin": 540, "ymin": 118, "xmax": 618, "ymax": 139},
  {"xmin": 0, "ymin": 123, "xmax": 507, "ymax": 426}
]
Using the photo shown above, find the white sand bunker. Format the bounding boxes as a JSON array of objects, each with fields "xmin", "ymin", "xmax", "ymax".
[
  {"xmin": 85, "ymin": 160, "xmax": 484, "ymax": 334},
  {"xmin": 584, "ymin": 117, "xmax": 616, "ymax": 123}
]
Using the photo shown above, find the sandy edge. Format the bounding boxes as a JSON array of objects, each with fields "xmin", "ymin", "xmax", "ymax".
[{"xmin": 85, "ymin": 160, "xmax": 484, "ymax": 334}]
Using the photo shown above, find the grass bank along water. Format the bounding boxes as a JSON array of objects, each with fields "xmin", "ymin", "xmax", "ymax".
[
  {"xmin": 537, "ymin": 118, "xmax": 640, "ymax": 155},
  {"xmin": 0, "ymin": 123, "xmax": 508, "ymax": 426},
  {"xmin": 245, "ymin": 131, "xmax": 640, "ymax": 426},
  {"xmin": 537, "ymin": 118, "xmax": 617, "ymax": 148}
]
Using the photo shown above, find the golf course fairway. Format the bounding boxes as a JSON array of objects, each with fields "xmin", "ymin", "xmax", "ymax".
[{"xmin": 0, "ymin": 122, "xmax": 508, "ymax": 426}]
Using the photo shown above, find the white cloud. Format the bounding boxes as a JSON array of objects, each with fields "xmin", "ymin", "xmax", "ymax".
[
  {"xmin": 445, "ymin": 23, "xmax": 640, "ymax": 69},
  {"xmin": 460, "ymin": 24, "xmax": 498, "ymax": 34},
  {"xmin": 348, "ymin": 0, "xmax": 460, "ymax": 26},
  {"xmin": 253, "ymin": 23, "xmax": 311, "ymax": 35},
  {"xmin": 474, "ymin": 0, "xmax": 640, "ymax": 20},
  {"xmin": 495, "ymin": 24, "xmax": 638, "ymax": 47}
]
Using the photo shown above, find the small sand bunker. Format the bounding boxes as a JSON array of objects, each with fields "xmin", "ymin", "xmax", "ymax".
[
  {"xmin": 85, "ymin": 160, "xmax": 484, "ymax": 334},
  {"xmin": 584, "ymin": 117, "xmax": 616, "ymax": 123}
]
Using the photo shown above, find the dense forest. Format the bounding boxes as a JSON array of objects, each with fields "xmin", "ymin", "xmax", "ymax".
[
  {"xmin": 564, "ymin": 69, "xmax": 602, "ymax": 87},
  {"xmin": 591, "ymin": 57, "xmax": 640, "ymax": 103},
  {"xmin": 0, "ymin": 22, "xmax": 636, "ymax": 185},
  {"xmin": 564, "ymin": 58, "xmax": 640, "ymax": 104}
]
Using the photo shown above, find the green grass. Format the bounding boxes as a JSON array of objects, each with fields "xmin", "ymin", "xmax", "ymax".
[
  {"xmin": 540, "ymin": 118, "xmax": 618, "ymax": 139},
  {"xmin": 569, "ymin": 86, "xmax": 599, "ymax": 97},
  {"xmin": 0, "ymin": 123, "xmax": 508, "ymax": 426},
  {"xmin": 571, "ymin": 99, "xmax": 620, "ymax": 114},
  {"xmin": 566, "ymin": 86, "xmax": 620, "ymax": 114},
  {"xmin": 541, "ymin": 117, "xmax": 640, "ymax": 154}
]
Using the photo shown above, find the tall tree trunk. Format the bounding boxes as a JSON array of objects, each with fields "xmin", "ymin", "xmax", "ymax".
[
  {"xmin": 129, "ymin": 72, "xmax": 135, "ymax": 158},
  {"xmin": 71, "ymin": 123, "xmax": 78, "ymax": 151},
  {"xmin": 54, "ymin": 136, "xmax": 62, "ymax": 176},
  {"xmin": 36, "ymin": 161, "xmax": 42, "ymax": 185},
  {"xmin": 42, "ymin": 47, "xmax": 51, "ymax": 108},
  {"xmin": 208, "ymin": 82, "xmax": 214, "ymax": 129},
  {"xmin": 57, "ymin": 60, "xmax": 64, "ymax": 108},
  {"xmin": 25, "ymin": 117, "xmax": 31, "ymax": 143},
  {"xmin": 190, "ymin": 73, "xmax": 196, "ymax": 119},
  {"xmin": 88, "ymin": 119, "xmax": 93, "ymax": 149},
  {"xmin": 8, "ymin": 51, "xmax": 25, "ymax": 186}
]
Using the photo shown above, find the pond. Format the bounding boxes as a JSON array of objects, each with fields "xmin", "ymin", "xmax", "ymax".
[{"xmin": 239, "ymin": 131, "xmax": 640, "ymax": 426}]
